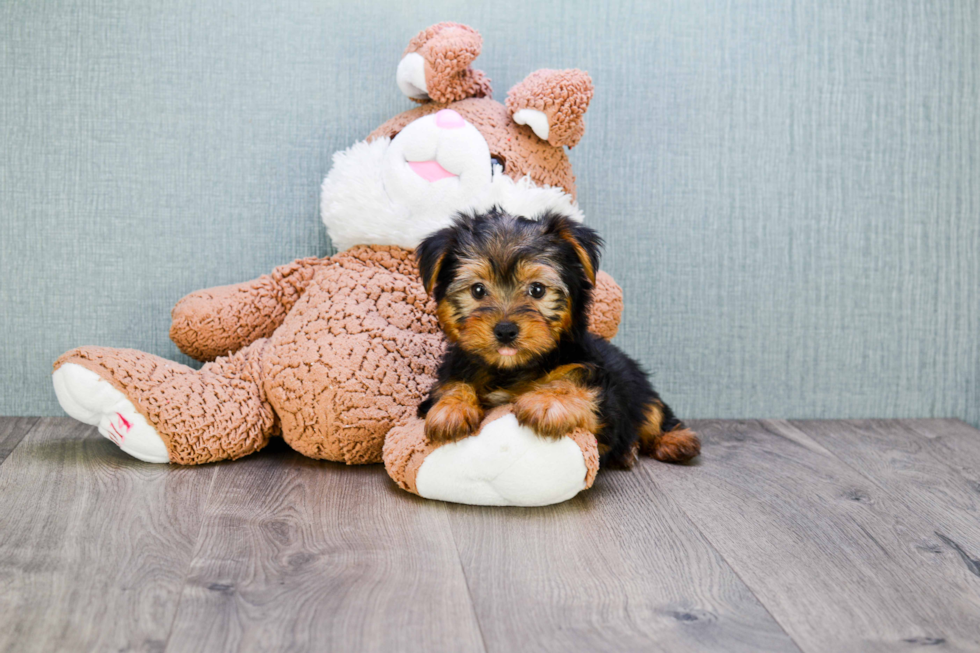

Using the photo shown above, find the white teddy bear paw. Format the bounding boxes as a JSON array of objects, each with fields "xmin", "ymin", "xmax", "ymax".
[
  {"xmin": 52, "ymin": 363, "xmax": 169, "ymax": 463},
  {"xmin": 414, "ymin": 413, "xmax": 589, "ymax": 507}
]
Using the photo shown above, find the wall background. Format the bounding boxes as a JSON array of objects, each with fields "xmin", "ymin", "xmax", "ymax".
[{"xmin": 2, "ymin": 0, "xmax": 978, "ymax": 424}]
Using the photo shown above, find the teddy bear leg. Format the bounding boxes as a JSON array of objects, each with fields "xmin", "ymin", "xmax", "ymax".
[
  {"xmin": 383, "ymin": 406, "xmax": 599, "ymax": 507},
  {"xmin": 52, "ymin": 339, "xmax": 278, "ymax": 464},
  {"xmin": 53, "ymin": 362, "xmax": 170, "ymax": 462}
]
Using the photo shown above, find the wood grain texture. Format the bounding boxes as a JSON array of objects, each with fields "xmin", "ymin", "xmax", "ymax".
[
  {"xmin": 650, "ymin": 420, "xmax": 980, "ymax": 652},
  {"xmin": 446, "ymin": 466, "xmax": 800, "ymax": 653},
  {"xmin": 772, "ymin": 419, "xmax": 980, "ymax": 583},
  {"xmin": 0, "ymin": 417, "xmax": 216, "ymax": 653},
  {"xmin": 7, "ymin": 418, "xmax": 980, "ymax": 651},
  {"xmin": 0, "ymin": 416, "xmax": 37, "ymax": 465},
  {"xmin": 903, "ymin": 419, "xmax": 980, "ymax": 490},
  {"xmin": 164, "ymin": 439, "xmax": 485, "ymax": 653}
]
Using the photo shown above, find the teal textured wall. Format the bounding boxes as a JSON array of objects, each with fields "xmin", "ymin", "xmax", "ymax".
[{"xmin": 2, "ymin": 1, "xmax": 978, "ymax": 423}]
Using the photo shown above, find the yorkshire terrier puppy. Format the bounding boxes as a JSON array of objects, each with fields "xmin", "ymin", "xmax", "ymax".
[{"xmin": 416, "ymin": 208, "xmax": 700, "ymax": 469}]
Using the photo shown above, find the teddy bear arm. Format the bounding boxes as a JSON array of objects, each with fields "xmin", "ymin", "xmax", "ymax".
[
  {"xmin": 587, "ymin": 270, "xmax": 624, "ymax": 341},
  {"xmin": 169, "ymin": 256, "xmax": 335, "ymax": 361}
]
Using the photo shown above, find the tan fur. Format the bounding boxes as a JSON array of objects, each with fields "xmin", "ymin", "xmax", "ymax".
[
  {"xmin": 639, "ymin": 401, "xmax": 701, "ymax": 462},
  {"xmin": 441, "ymin": 253, "xmax": 572, "ymax": 371},
  {"xmin": 512, "ymin": 365, "xmax": 600, "ymax": 439},
  {"xmin": 421, "ymin": 250, "xmax": 446, "ymax": 295},
  {"xmin": 638, "ymin": 401, "xmax": 665, "ymax": 455},
  {"xmin": 563, "ymin": 234, "xmax": 597, "ymax": 285},
  {"xmin": 547, "ymin": 220, "xmax": 597, "ymax": 285},
  {"xmin": 653, "ymin": 426, "xmax": 701, "ymax": 463},
  {"xmin": 425, "ymin": 381, "xmax": 484, "ymax": 443},
  {"xmin": 515, "ymin": 260, "xmax": 571, "ymax": 336},
  {"xmin": 435, "ymin": 300, "xmax": 460, "ymax": 342}
]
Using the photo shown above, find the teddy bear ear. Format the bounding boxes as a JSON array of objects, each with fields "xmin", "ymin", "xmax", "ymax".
[
  {"xmin": 505, "ymin": 69, "xmax": 594, "ymax": 148},
  {"xmin": 396, "ymin": 23, "xmax": 493, "ymax": 104}
]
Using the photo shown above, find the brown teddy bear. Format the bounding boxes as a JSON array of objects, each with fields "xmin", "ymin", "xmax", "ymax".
[{"xmin": 52, "ymin": 23, "xmax": 623, "ymax": 506}]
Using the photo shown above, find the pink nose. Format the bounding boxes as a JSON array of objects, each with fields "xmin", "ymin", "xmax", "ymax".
[{"xmin": 435, "ymin": 109, "xmax": 466, "ymax": 129}]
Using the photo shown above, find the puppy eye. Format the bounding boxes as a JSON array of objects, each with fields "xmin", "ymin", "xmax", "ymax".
[
  {"xmin": 471, "ymin": 283, "xmax": 488, "ymax": 299},
  {"xmin": 490, "ymin": 156, "xmax": 505, "ymax": 172},
  {"xmin": 528, "ymin": 282, "xmax": 546, "ymax": 299}
]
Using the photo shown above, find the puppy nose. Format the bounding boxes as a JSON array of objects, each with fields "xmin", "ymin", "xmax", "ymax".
[
  {"xmin": 435, "ymin": 109, "xmax": 465, "ymax": 129},
  {"xmin": 494, "ymin": 321, "xmax": 519, "ymax": 344}
]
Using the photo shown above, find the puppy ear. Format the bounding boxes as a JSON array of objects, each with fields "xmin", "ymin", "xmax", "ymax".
[
  {"xmin": 541, "ymin": 213, "xmax": 602, "ymax": 285},
  {"xmin": 397, "ymin": 23, "xmax": 492, "ymax": 103},
  {"xmin": 416, "ymin": 227, "xmax": 455, "ymax": 296},
  {"xmin": 506, "ymin": 69, "xmax": 594, "ymax": 147}
]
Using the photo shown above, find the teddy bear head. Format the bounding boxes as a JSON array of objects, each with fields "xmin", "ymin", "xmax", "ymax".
[{"xmin": 321, "ymin": 22, "xmax": 594, "ymax": 252}]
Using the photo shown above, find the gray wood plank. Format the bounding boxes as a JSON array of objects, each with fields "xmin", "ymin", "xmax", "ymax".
[
  {"xmin": 165, "ymin": 440, "xmax": 485, "ymax": 653},
  {"xmin": 903, "ymin": 419, "xmax": 980, "ymax": 490},
  {"xmin": 649, "ymin": 419, "xmax": 980, "ymax": 652},
  {"xmin": 446, "ymin": 465, "xmax": 801, "ymax": 653},
  {"xmin": 0, "ymin": 417, "xmax": 216, "ymax": 653},
  {"xmin": 773, "ymin": 419, "xmax": 980, "ymax": 581},
  {"xmin": 0, "ymin": 416, "xmax": 38, "ymax": 465}
]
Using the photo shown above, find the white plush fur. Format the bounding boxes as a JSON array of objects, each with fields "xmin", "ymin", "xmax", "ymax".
[
  {"xmin": 512, "ymin": 108, "xmax": 550, "ymax": 141},
  {"xmin": 396, "ymin": 53, "xmax": 429, "ymax": 100},
  {"xmin": 320, "ymin": 113, "xmax": 583, "ymax": 252},
  {"xmin": 415, "ymin": 413, "xmax": 588, "ymax": 506},
  {"xmin": 53, "ymin": 364, "xmax": 170, "ymax": 463}
]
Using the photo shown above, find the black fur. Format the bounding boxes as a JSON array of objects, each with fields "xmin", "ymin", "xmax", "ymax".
[{"xmin": 418, "ymin": 208, "xmax": 690, "ymax": 468}]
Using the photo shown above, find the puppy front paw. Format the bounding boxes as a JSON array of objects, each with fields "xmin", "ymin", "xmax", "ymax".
[
  {"xmin": 514, "ymin": 382, "xmax": 599, "ymax": 439},
  {"xmin": 425, "ymin": 396, "xmax": 484, "ymax": 443}
]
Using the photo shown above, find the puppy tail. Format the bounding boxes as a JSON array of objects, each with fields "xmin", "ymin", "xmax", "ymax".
[{"xmin": 638, "ymin": 399, "xmax": 701, "ymax": 463}]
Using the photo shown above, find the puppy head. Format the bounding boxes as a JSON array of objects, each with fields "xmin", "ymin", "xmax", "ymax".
[{"xmin": 417, "ymin": 208, "xmax": 602, "ymax": 369}]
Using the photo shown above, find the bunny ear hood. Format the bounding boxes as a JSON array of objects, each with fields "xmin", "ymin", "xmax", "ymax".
[
  {"xmin": 506, "ymin": 69, "xmax": 594, "ymax": 148},
  {"xmin": 397, "ymin": 23, "xmax": 492, "ymax": 103}
]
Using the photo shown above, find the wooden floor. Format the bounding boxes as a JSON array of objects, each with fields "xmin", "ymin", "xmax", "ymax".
[{"xmin": 2, "ymin": 418, "xmax": 980, "ymax": 652}]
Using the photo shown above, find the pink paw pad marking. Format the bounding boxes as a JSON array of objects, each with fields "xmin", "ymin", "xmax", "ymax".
[{"xmin": 107, "ymin": 413, "xmax": 131, "ymax": 444}]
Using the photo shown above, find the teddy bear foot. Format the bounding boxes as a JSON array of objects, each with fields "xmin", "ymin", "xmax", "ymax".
[
  {"xmin": 384, "ymin": 406, "xmax": 600, "ymax": 507},
  {"xmin": 416, "ymin": 413, "xmax": 590, "ymax": 506},
  {"xmin": 52, "ymin": 363, "xmax": 170, "ymax": 463}
]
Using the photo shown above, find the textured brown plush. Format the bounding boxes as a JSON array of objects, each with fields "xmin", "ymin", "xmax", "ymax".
[
  {"xmin": 54, "ymin": 340, "xmax": 278, "ymax": 464},
  {"xmin": 383, "ymin": 405, "xmax": 600, "ymax": 496},
  {"xmin": 169, "ymin": 257, "xmax": 330, "ymax": 362},
  {"xmin": 55, "ymin": 250, "xmax": 622, "ymax": 466},
  {"xmin": 371, "ymin": 98, "xmax": 580, "ymax": 200},
  {"xmin": 403, "ymin": 22, "xmax": 493, "ymax": 103},
  {"xmin": 54, "ymin": 23, "xmax": 616, "ymax": 503},
  {"xmin": 506, "ymin": 69, "xmax": 594, "ymax": 148}
]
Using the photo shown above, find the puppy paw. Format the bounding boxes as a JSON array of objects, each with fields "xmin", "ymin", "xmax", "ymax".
[
  {"xmin": 652, "ymin": 427, "xmax": 701, "ymax": 463},
  {"xmin": 603, "ymin": 441, "xmax": 640, "ymax": 470},
  {"xmin": 425, "ymin": 395, "xmax": 484, "ymax": 443},
  {"xmin": 514, "ymin": 382, "xmax": 599, "ymax": 439}
]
